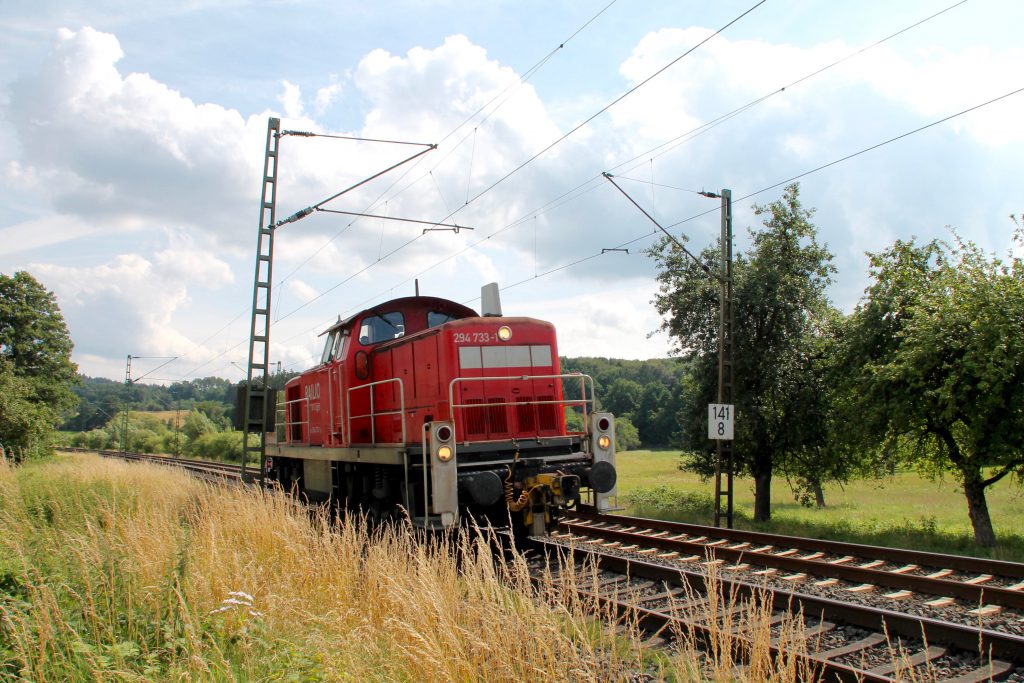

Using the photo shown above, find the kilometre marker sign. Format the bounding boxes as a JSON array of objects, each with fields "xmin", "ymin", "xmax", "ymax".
[{"xmin": 708, "ymin": 403, "xmax": 734, "ymax": 440}]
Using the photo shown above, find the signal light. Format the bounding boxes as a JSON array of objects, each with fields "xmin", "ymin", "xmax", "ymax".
[
  {"xmin": 589, "ymin": 412, "xmax": 617, "ymax": 511},
  {"xmin": 429, "ymin": 420, "xmax": 459, "ymax": 527}
]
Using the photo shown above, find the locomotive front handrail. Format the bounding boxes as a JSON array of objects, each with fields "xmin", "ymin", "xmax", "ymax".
[
  {"xmin": 279, "ymin": 396, "xmax": 310, "ymax": 443},
  {"xmin": 447, "ymin": 373, "xmax": 596, "ymax": 442},
  {"xmin": 346, "ymin": 377, "xmax": 407, "ymax": 445}
]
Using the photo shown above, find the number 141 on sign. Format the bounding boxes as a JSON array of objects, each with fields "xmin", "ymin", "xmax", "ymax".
[{"xmin": 708, "ymin": 404, "xmax": 734, "ymax": 440}]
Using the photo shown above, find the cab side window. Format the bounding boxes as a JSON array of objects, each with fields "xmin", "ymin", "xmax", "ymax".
[{"xmin": 358, "ymin": 312, "xmax": 405, "ymax": 345}]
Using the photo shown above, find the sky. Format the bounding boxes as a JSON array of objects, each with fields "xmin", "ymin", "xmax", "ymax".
[{"xmin": 1, "ymin": 0, "xmax": 1022, "ymax": 384}]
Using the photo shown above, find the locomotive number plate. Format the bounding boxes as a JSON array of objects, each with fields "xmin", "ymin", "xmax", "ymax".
[{"xmin": 453, "ymin": 331, "xmax": 494, "ymax": 344}]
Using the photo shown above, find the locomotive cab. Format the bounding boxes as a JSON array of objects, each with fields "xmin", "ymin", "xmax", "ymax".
[{"xmin": 269, "ymin": 286, "xmax": 617, "ymax": 534}]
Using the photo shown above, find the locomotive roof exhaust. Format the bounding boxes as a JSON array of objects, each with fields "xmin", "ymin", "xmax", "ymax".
[{"xmin": 481, "ymin": 282, "xmax": 502, "ymax": 317}]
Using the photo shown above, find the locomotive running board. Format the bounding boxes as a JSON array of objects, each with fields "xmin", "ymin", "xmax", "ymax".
[
  {"xmin": 269, "ymin": 443, "xmax": 408, "ymax": 465},
  {"xmin": 268, "ymin": 444, "xmax": 597, "ymax": 468}
]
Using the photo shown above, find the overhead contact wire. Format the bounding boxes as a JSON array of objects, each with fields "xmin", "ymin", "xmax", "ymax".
[
  {"xmin": 353, "ymin": 1, "xmax": 773, "ymax": 306},
  {"xmin": 608, "ymin": 0, "xmax": 971, "ymax": 179},
  {"xmin": 503, "ymin": 84, "xmax": 1024, "ymax": 295},
  {"xmin": 390, "ymin": 0, "xmax": 973, "ymax": 300},
  {"xmin": 667, "ymin": 83, "xmax": 1024, "ymax": 229},
  {"xmin": 271, "ymin": 0, "xmax": 622, "ymax": 294},
  {"xmin": 458, "ymin": 0, "xmax": 768, "ymax": 210}
]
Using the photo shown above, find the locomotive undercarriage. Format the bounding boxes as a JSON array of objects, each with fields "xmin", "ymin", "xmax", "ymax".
[{"xmin": 267, "ymin": 440, "xmax": 615, "ymax": 535}]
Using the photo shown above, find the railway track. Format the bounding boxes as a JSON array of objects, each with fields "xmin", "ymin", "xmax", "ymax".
[
  {"xmin": 60, "ymin": 447, "xmax": 244, "ymax": 483},
  {"xmin": 527, "ymin": 510, "xmax": 1024, "ymax": 681}
]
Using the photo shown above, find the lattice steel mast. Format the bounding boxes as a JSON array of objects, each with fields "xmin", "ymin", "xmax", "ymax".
[{"xmin": 241, "ymin": 117, "xmax": 281, "ymax": 483}]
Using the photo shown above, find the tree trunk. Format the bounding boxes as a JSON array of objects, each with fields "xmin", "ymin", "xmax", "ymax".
[
  {"xmin": 963, "ymin": 475, "xmax": 996, "ymax": 547},
  {"xmin": 753, "ymin": 468, "xmax": 772, "ymax": 522},
  {"xmin": 812, "ymin": 480, "xmax": 826, "ymax": 508}
]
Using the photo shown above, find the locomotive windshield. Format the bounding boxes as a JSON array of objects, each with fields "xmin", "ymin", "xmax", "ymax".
[
  {"xmin": 359, "ymin": 311, "xmax": 405, "ymax": 345},
  {"xmin": 320, "ymin": 328, "xmax": 348, "ymax": 364}
]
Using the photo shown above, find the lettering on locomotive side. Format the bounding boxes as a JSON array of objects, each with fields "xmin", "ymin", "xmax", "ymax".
[
  {"xmin": 453, "ymin": 331, "xmax": 496, "ymax": 344},
  {"xmin": 304, "ymin": 384, "xmax": 320, "ymax": 401}
]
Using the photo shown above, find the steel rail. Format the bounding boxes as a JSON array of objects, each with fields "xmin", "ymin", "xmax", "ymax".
[
  {"xmin": 558, "ymin": 517, "xmax": 1024, "ymax": 610},
  {"xmin": 574, "ymin": 581, "xmax": 897, "ymax": 683},
  {"xmin": 67, "ymin": 448, "xmax": 245, "ymax": 480},
  {"xmin": 568, "ymin": 509, "xmax": 1024, "ymax": 579},
  {"xmin": 525, "ymin": 537, "xmax": 1024, "ymax": 667}
]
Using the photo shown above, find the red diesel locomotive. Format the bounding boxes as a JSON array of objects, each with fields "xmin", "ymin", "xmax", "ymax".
[{"xmin": 266, "ymin": 285, "xmax": 617, "ymax": 535}]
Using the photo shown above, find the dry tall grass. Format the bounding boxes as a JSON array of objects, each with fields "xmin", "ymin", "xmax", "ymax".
[{"xmin": 0, "ymin": 454, "xmax": 905, "ymax": 681}]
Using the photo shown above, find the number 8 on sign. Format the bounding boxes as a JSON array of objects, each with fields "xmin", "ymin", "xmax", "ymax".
[{"xmin": 708, "ymin": 403, "xmax": 734, "ymax": 440}]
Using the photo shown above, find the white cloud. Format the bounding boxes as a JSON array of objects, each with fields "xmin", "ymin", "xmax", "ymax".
[
  {"xmin": 0, "ymin": 213, "xmax": 108, "ymax": 257},
  {"xmin": 31, "ymin": 253, "xmax": 192, "ymax": 359},
  {"xmin": 286, "ymin": 278, "xmax": 318, "ymax": 303},
  {"xmin": 612, "ymin": 26, "xmax": 1024, "ymax": 151},
  {"xmin": 354, "ymin": 34, "xmax": 561, "ymax": 154},
  {"xmin": 278, "ymin": 80, "xmax": 304, "ymax": 119},
  {"xmin": 457, "ymin": 249, "xmax": 499, "ymax": 284},
  {"xmin": 313, "ymin": 80, "xmax": 342, "ymax": 115},
  {"xmin": 29, "ymin": 233, "xmax": 234, "ymax": 373},
  {"xmin": 6, "ymin": 27, "xmax": 262, "ymax": 243},
  {"xmin": 510, "ymin": 280, "xmax": 669, "ymax": 360},
  {"xmin": 153, "ymin": 232, "xmax": 234, "ymax": 288},
  {"xmin": 853, "ymin": 45, "xmax": 1024, "ymax": 145}
]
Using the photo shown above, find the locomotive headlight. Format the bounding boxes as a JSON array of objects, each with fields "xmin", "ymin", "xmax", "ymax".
[
  {"xmin": 437, "ymin": 445, "xmax": 454, "ymax": 462},
  {"xmin": 497, "ymin": 326, "xmax": 512, "ymax": 341},
  {"xmin": 597, "ymin": 435, "xmax": 612, "ymax": 450}
]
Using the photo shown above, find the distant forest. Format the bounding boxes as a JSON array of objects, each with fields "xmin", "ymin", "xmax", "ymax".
[
  {"xmin": 65, "ymin": 359, "xmax": 683, "ymax": 447},
  {"xmin": 561, "ymin": 357, "xmax": 687, "ymax": 448},
  {"xmin": 62, "ymin": 371, "xmax": 300, "ymax": 432}
]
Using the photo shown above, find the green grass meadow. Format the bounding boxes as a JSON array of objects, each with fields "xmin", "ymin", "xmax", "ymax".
[{"xmin": 615, "ymin": 450, "xmax": 1024, "ymax": 562}]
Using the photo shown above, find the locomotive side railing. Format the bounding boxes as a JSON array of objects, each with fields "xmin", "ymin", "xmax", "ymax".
[
  {"xmin": 447, "ymin": 373, "xmax": 596, "ymax": 443},
  {"xmin": 278, "ymin": 396, "xmax": 310, "ymax": 443},
  {"xmin": 346, "ymin": 377, "xmax": 407, "ymax": 445}
]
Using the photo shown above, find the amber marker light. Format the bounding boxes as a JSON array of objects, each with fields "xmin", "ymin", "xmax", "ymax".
[
  {"xmin": 437, "ymin": 445, "xmax": 453, "ymax": 462},
  {"xmin": 598, "ymin": 435, "xmax": 611, "ymax": 450},
  {"xmin": 497, "ymin": 326, "xmax": 512, "ymax": 341}
]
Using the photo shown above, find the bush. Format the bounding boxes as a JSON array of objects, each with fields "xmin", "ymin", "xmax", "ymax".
[
  {"xmin": 623, "ymin": 485, "xmax": 721, "ymax": 524},
  {"xmin": 0, "ymin": 362, "xmax": 57, "ymax": 460},
  {"xmin": 129, "ymin": 429, "xmax": 163, "ymax": 454},
  {"xmin": 187, "ymin": 430, "xmax": 243, "ymax": 462},
  {"xmin": 614, "ymin": 415, "xmax": 641, "ymax": 451},
  {"xmin": 71, "ymin": 429, "xmax": 110, "ymax": 450},
  {"xmin": 564, "ymin": 409, "xmax": 585, "ymax": 433},
  {"xmin": 160, "ymin": 432, "xmax": 183, "ymax": 456},
  {"xmin": 183, "ymin": 410, "xmax": 217, "ymax": 442}
]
